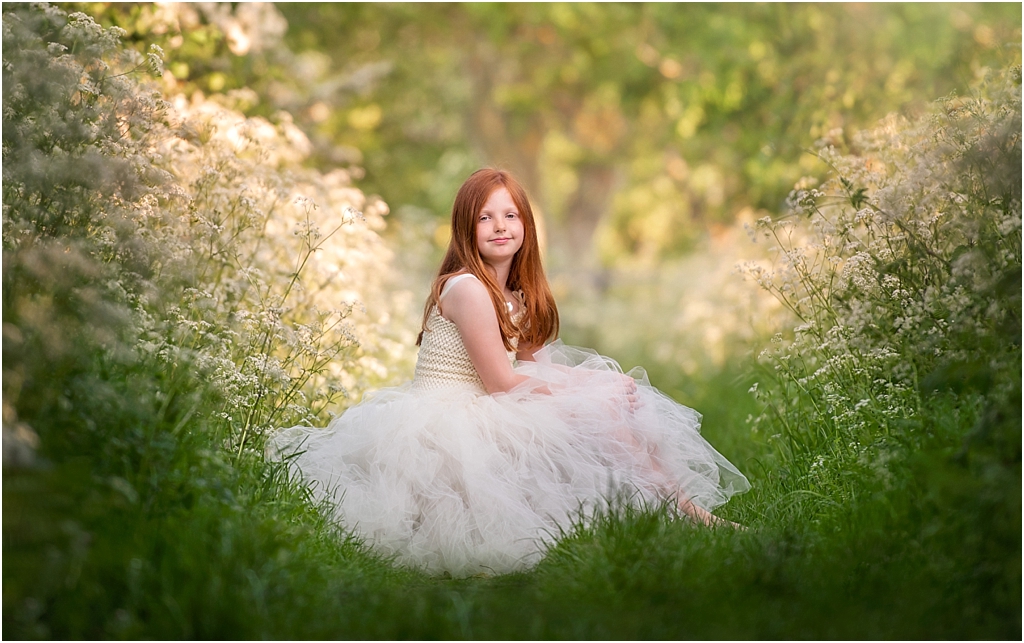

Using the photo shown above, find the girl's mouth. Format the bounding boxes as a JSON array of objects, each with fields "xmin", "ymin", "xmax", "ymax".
[{"xmin": 491, "ymin": 238, "xmax": 511, "ymax": 244}]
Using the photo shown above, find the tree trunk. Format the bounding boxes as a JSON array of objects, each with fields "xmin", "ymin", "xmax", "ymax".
[{"xmin": 563, "ymin": 163, "xmax": 616, "ymax": 269}]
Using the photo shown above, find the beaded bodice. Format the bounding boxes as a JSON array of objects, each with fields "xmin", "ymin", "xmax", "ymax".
[{"xmin": 413, "ymin": 275, "xmax": 521, "ymax": 392}]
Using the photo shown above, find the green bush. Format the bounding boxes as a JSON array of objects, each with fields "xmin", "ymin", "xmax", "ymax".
[
  {"xmin": 742, "ymin": 64, "xmax": 1020, "ymax": 501},
  {"xmin": 735, "ymin": 64, "xmax": 1022, "ymax": 636},
  {"xmin": 3, "ymin": 5, "xmax": 412, "ymax": 638}
]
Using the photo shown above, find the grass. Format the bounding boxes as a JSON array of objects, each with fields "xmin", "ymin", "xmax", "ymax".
[{"xmin": 4, "ymin": 356, "xmax": 1019, "ymax": 639}]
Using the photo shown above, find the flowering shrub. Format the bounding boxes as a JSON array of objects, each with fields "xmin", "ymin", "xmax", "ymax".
[
  {"xmin": 742, "ymin": 66, "xmax": 1021, "ymax": 496},
  {"xmin": 2, "ymin": 5, "xmax": 415, "ymax": 464},
  {"xmin": 143, "ymin": 90, "xmax": 416, "ymax": 454}
]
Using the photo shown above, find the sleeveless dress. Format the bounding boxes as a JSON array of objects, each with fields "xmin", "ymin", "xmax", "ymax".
[{"xmin": 267, "ymin": 274, "xmax": 749, "ymax": 576}]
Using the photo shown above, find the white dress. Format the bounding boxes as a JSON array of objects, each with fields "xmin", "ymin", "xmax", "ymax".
[{"xmin": 267, "ymin": 274, "xmax": 749, "ymax": 576}]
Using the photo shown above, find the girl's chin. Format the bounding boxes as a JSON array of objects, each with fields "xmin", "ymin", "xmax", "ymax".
[
  {"xmin": 481, "ymin": 244, "xmax": 522, "ymax": 257},
  {"xmin": 481, "ymin": 251, "xmax": 519, "ymax": 265}
]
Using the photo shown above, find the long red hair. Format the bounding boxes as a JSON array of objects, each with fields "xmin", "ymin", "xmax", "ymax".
[{"xmin": 418, "ymin": 168, "xmax": 559, "ymax": 351}]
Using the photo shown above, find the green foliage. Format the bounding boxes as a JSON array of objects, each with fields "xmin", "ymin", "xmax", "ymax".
[
  {"xmin": 2, "ymin": 5, "xmax": 413, "ymax": 637},
  {"xmin": 744, "ymin": 65, "xmax": 1021, "ymax": 485},
  {"xmin": 278, "ymin": 3, "xmax": 1020, "ymax": 266},
  {"xmin": 3, "ymin": 5, "xmax": 174, "ymax": 450},
  {"xmin": 737, "ymin": 64, "xmax": 1022, "ymax": 634},
  {"xmin": 4, "ymin": 389, "xmax": 408, "ymax": 638},
  {"xmin": 5, "ymin": 3, "xmax": 415, "ymax": 456}
]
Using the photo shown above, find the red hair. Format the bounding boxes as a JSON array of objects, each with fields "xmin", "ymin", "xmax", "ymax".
[{"xmin": 418, "ymin": 168, "xmax": 559, "ymax": 351}]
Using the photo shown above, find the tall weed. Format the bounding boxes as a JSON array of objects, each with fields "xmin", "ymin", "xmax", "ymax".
[
  {"xmin": 735, "ymin": 64, "xmax": 1022, "ymax": 634},
  {"xmin": 742, "ymin": 65, "xmax": 1021, "ymax": 501}
]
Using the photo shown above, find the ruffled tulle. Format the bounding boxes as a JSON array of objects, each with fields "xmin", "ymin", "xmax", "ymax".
[{"xmin": 267, "ymin": 341, "xmax": 749, "ymax": 577}]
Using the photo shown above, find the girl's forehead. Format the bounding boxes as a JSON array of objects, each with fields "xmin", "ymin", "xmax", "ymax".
[{"xmin": 482, "ymin": 187, "xmax": 515, "ymax": 208}]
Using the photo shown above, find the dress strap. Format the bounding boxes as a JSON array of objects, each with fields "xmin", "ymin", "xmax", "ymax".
[{"xmin": 439, "ymin": 273, "xmax": 478, "ymax": 301}]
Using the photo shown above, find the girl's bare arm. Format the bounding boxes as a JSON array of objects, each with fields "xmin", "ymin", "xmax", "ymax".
[{"xmin": 440, "ymin": 278, "xmax": 531, "ymax": 394}]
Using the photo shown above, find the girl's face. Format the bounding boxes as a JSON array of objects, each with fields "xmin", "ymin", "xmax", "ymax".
[{"xmin": 475, "ymin": 187, "xmax": 524, "ymax": 267}]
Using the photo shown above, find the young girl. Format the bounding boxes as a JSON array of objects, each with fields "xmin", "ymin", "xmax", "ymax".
[{"xmin": 269, "ymin": 169, "xmax": 749, "ymax": 577}]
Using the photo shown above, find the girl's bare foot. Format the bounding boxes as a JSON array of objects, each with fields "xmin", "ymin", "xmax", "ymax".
[{"xmin": 678, "ymin": 498, "xmax": 746, "ymax": 530}]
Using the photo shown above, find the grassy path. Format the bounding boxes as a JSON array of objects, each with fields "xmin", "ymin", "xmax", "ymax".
[{"xmin": 5, "ymin": 371, "xmax": 1019, "ymax": 639}]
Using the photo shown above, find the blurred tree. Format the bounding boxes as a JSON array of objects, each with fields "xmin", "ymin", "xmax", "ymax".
[
  {"xmin": 72, "ymin": 3, "xmax": 1022, "ymax": 271},
  {"xmin": 59, "ymin": 3, "xmax": 351, "ymax": 117},
  {"xmin": 277, "ymin": 3, "xmax": 1020, "ymax": 270}
]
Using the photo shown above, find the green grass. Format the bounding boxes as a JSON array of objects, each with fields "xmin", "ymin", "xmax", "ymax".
[{"xmin": 4, "ymin": 358, "xmax": 1019, "ymax": 639}]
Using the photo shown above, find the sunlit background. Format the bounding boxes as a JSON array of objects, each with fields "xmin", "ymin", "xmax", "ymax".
[{"xmin": 90, "ymin": 2, "xmax": 1018, "ymax": 383}]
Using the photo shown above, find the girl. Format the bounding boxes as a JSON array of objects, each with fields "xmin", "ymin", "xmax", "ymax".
[{"xmin": 269, "ymin": 169, "xmax": 749, "ymax": 577}]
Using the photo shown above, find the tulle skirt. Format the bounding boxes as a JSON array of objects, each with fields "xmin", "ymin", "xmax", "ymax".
[{"xmin": 266, "ymin": 341, "xmax": 749, "ymax": 577}]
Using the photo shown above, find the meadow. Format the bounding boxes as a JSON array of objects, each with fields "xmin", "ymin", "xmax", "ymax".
[{"xmin": 3, "ymin": 5, "xmax": 1020, "ymax": 639}]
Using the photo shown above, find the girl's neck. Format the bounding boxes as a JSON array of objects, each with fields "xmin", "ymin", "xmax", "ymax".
[{"xmin": 482, "ymin": 259, "xmax": 512, "ymax": 292}]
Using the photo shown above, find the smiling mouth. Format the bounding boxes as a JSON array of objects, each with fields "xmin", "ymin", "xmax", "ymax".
[{"xmin": 490, "ymin": 238, "xmax": 511, "ymax": 243}]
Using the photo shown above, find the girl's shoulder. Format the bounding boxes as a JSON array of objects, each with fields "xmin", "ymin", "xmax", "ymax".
[
  {"xmin": 439, "ymin": 271, "xmax": 480, "ymax": 301},
  {"xmin": 437, "ymin": 272, "xmax": 496, "ymax": 325}
]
